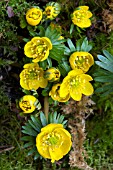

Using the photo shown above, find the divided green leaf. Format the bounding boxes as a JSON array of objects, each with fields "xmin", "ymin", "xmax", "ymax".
[
  {"xmin": 58, "ymin": 60, "xmax": 71, "ymax": 77},
  {"xmin": 94, "ymin": 50, "xmax": 113, "ymax": 96},
  {"xmin": 48, "ymin": 112, "xmax": 67, "ymax": 127},
  {"xmin": 40, "ymin": 111, "xmax": 47, "ymax": 126},
  {"xmin": 21, "ymin": 115, "xmax": 43, "ymax": 160},
  {"xmin": 45, "ymin": 26, "xmax": 66, "ymax": 62},
  {"xmin": 76, "ymin": 37, "xmax": 92, "ymax": 52}
]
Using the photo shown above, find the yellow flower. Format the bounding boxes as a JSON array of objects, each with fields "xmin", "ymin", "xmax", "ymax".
[
  {"xmin": 60, "ymin": 69, "xmax": 94, "ymax": 101},
  {"xmin": 20, "ymin": 63, "xmax": 48, "ymax": 90},
  {"xmin": 44, "ymin": 68, "xmax": 60, "ymax": 82},
  {"xmin": 24, "ymin": 37, "xmax": 52, "ymax": 63},
  {"xmin": 43, "ymin": 2, "xmax": 61, "ymax": 20},
  {"xmin": 69, "ymin": 51, "xmax": 94, "ymax": 73},
  {"xmin": 19, "ymin": 95, "xmax": 37, "ymax": 113},
  {"xmin": 26, "ymin": 7, "xmax": 42, "ymax": 26},
  {"xmin": 49, "ymin": 84, "xmax": 70, "ymax": 102},
  {"xmin": 36, "ymin": 123, "xmax": 72, "ymax": 163},
  {"xmin": 71, "ymin": 6, "xmax": 93, "ymax": 28}
]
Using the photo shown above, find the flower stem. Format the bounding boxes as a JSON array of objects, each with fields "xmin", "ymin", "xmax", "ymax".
[
  {"xmin": 44, "ymin": 96, "xmax": 49, "ymax": 120},
  {"xmin": 52, "ymin": 163, "xmax": 56, "ymax": 170}
]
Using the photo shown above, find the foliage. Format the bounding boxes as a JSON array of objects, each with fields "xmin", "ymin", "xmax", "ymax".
[
  {"xmin": 0, "ymin": 86, "xmax": 11, "ymax": 115},
  {"xmin": 0, "ymin": 107, "xmax": 36, "ymax": 169},
  {"xmin": 85, "ymin": 108, "xmax": 113, "ymax": 169},
  {"xmin": 1, "ymin": 0, "xmax": 113, "ymax": 169},
  {"xmin": 94, "ymin": 50, "xmax": 113, "ymax": 97}
]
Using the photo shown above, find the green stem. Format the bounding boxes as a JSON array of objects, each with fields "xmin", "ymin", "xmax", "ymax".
[
  {"xmin": 52, "ymin": 163, "xmax": 56, "ymax": 170},
  {"xmin": 44, "ymin": 96, "xmax": 49, "ymax": 120}
]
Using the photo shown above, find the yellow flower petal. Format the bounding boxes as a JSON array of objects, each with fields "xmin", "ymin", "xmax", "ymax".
[
  {"xmin": 86, "ymin": 11, "xmax": 93, "ymax": 18},
  {"xmin": 36, "ymin": 131, "xmax": 51, "ymax": 159},
  {"xmin": 49, "ymin": 127, "xmax": 72, "ymax": 162},
  {"xmin": 42, "ymin": 37, "xmax": 52, "ymax": 50},
  {"xmin": 23, "ymin": 63, "xmax": 39, "ymax": 69},
  {"xmin": 70, "ymin": 88, "xmax": 82, "ymax": 101},
  {"xmin": 79, "ymin": 74, "xmax": 93, "ymax": 81},
  {"xmin": 49, "ymin": 84, "xmax": 70, "ymax": 102},
  {"xmin": 60, "ymin": 81, "xmax": 70, "ymax": 98},
  {"xmin": 81, "ymin": 81, "xmax": 94, "ymax": 96},
  {"xmin": 68, "ymin": 69, "xmax": 83, "ymax": 77},
  {"xmin": 38, "ymin": 78, "xmax": 48, "ymax": 88},
  {"xmin": 28, "ymin": 80, "xmax": 40, "ymax": 90},
  {"xmin": 24, "ymin": 41, "xmax": 34, "ymax": 58},
  {"xmin": 20, "ymin": 79, "xmax": 30, "ymax": 90},
  {"xmin": 76, "ymin": 19, "xmax": 92, "ymax": 28},
  {"xmin": 41, "ymin": 124, "xmax": 63, "ymax": 133},
  {"xmin": 54, "ymin": 128, "xmax": 72, "ymax": 153},
  {"xmin": 49, "ymin": 147, "xmax": 63, "ymax": 163},
  {"xmin": 59, "ymin": 128, "xmax": 72, "ymax": 138},
  {"xmin": 79, "ymin": 6, "xmax": 89, "ymax": 10}
]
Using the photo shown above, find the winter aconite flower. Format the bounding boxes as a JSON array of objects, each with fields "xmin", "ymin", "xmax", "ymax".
[
  {"xmin": 49, "ymin": 84, "xmax": 70, "ymax": 102},
  {"xmin": 20, "ymin": 63, "xmax": 48, "ymax": 90},
  {"xmin": 69, "ymin": 51, "xmax": 94, "ymax": 73},
  {"xmin": 71, "ymin": 6, "xmax": 93, "ymax": 28},
  {"xmin": 19, "ymin": 95, "xmax": 37, "ymax": 113},
  {"xmin": 26, "ymin": 7, "xmax": 42, "ymax": 26},
  {"xmin": 36, "ymin": 124, "xmax": 72, "ymax": 163},
  {"xmin": 60, "ymin": 69, "xmax": 94, "ymax": 101},
  {"xmin": 24, "ymin": 37, "xmax": 52, "ymax": 62},
  {"xmin": 43, "ymin": 2, "xmax": 61, "ymax": 20},
  {"xmin": 44, "ymin": 68, "xmax": 60, "ymax": 82}
]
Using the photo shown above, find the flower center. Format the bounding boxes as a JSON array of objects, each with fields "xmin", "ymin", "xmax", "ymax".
[
  {"xmin": 21, "ymin": 100, "xmax": 31, "ymax": 111},
  {"xmin": 29, "ymin": 11, "xmax": 41, "ymax": 20},
  {"xmin": 70, "ymin": 76, "xmax": 81, "ymax": 87},
  {"xmin": 24, "ymin": 68, "xmax": 42, "ymax": 81},
  {"xmin": 42, "ymin": 132, "xmax": 61, "ymax": 146},
  {"xmin": 74, "ymin": 56, "xmax": 90, "ymax": 70},
  {"xmin": 28, "ymin": 70, "xmax": 37, "ymax": 79},
  {"xmin": 48, "ymin": 136, "xmax": 58, "ymax": 145},
  {"xmin": 31, "ymin": 40, "xmax": 47, "ymax": 60},
  {"xmin": 36, "ymin": 44, "xmax": 47, "ymax": 55},
  {"xmin": 76, "ymin": 10, "xmax": 86, "ymax": 20},
  {"xmin": 45, "ymin": 6, "xmax": 54, "ymax": 17}
]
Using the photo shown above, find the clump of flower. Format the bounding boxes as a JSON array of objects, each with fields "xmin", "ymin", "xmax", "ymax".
[
  {"xmin": 36, "ymin": 124, "xmax": 72, "ymax": 163},
  {"xmin": 49, "ymin": 83, "xmax": 70, "ymax": 102},
  {"xmin": 44, "ymin": 68, "xmax": 60, "ymax": 82},
  {"xmin": 20, "ymin": 63, "xmax": 48, "ymax": 90},
  {"xmin": 26, "ymin": 7, "xmax": 42, "ymax": 26},
  {"xmin": 19, "ymin": 95, "xmax": 37, "ymax": 113},
  {"xmin": 69, "ymin": 51, "xmax": 94, "ymax": 73},
  {"xmin": 43, "ymin": 2, "xmax": 61, "ymax": 20},
  {"xmin": 71, "ymin": 6, "xmax": 93, "ymax": 28},
  {"xmin": 60, "ymin": 69, "xmax": 94, "ymax": 101},
  {"xmin": 24, "ymin": 37, "xmax": 52, "ymax": 62}
]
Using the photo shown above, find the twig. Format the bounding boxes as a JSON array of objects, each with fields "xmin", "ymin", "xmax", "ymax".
[
  {"xmin": 0, "ymin": 146, "xmax": 15, "ymax": 153},
  {"xmin": 44, "ymin": 96, "xmax": 49, "ymax": 120}
]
